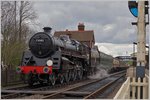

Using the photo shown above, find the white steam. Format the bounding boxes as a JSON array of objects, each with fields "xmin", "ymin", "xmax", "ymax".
[{"xmin": 88, "ymin": 65, "xmax": 109, "ymax": 79}]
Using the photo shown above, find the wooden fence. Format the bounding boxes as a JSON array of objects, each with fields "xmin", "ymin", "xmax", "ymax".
[{"xmin": 114, "ymin": 75, "xmax": 149, "ymax": 99}]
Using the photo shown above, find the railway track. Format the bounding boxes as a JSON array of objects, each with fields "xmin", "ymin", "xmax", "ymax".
[
  {"xmin": 1, "ymin": 78, "xmax": 88, "ymax": 99},
  {"xmin": 83, "ymin": 74, "xmax": 124, "ymax": 99},
  {"xmin": 41, "ymin": 71, "xmax": 125, "ymax": 99},
  {"xmin": 1, "ymin": 70, "xmax": 126, "ymax": 99}
]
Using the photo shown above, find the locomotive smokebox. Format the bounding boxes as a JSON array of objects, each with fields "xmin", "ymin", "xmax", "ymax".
[
  {"xmin": 43, "ymin": 27, "xmax": 52, "ymax": 34},
  {"xmin": 29, "ymin": 32, "xmax": 54, "ymax": 58}
]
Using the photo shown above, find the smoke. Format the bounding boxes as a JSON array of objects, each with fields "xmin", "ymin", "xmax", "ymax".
[{"xmin": 88, "ymin": 64, "xmax": 109, "ymax": 79}]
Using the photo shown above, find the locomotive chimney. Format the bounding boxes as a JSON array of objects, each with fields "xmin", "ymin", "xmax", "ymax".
[
  {"xmin": 43, "ymin": 27, "xmax": 52, "ymax": 34},
  {"xmin": 78, "ymin": 23, "xmax": 85, "ymax": 31}
]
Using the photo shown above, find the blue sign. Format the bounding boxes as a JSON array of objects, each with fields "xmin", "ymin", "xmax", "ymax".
[
  {"xmin": 130, "ymin": 7, "xmax": 138, "ymax": 17},
  {"xmin": 128, "ymin": 1, "xmax": 138, "ymax": 17}
]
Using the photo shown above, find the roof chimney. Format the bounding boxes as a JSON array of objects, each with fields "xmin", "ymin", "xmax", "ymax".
[
  {"xmin": 43, "ymin": 27, "xmax": 52, "ymax": 34},
  {"xmin": 78, "ymin": 23, "xmax": 85, "ymax": 31}
]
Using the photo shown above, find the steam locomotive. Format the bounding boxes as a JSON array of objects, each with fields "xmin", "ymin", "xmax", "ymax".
[{"xmin": 17, "ymin": 27, "xmax": 113, "ymax": 86}]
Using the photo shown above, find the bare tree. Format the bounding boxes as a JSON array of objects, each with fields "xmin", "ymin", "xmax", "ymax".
[
  {"xmin": 1, "ymin": 1, "xmax": 37, "ymax": 67},
  {"xmin": 1, "ymin": 2, "xmax": 16, "ymax": 42},
  {"xmin": 19, "ymin": 1, "xmax": 36, "ymax": 41}
]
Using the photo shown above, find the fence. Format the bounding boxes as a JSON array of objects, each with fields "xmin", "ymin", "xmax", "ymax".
[
  {"xmin": 114, "ymin": 74, "xmax": 149, "ymax": 99},
  {"xmin": 1, "ymin": 68, "xmax": 25, "ymax": 87}
]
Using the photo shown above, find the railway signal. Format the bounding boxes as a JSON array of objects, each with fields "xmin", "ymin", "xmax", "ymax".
[
  {"xmin": 128, "ymin": 0, "xmax": 149, "ymax": 25},
  {"xmin": 128, "ymin": 0, "xmax": 149, "ymax": 78},
  {"xmin": 128, "ymin": 1, "xmax": 138, "ymax": 17},
  {"xmin": 128, "ymin": 0, "xmax": 149, "ymax": 17}
]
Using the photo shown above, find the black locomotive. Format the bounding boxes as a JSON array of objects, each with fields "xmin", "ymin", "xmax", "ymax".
[{"xmin": 17, "ymin": 27, "xmax": 113, "ymax": 86}]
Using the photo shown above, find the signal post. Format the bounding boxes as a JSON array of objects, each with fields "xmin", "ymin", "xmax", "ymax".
[
  {"xmin": 136, "ymin": 1, "xmax": 146, "ymax": 78},
  {"xmin": 114, "ymin": 1, "xmax": 149, "ymax": 99},
  {"xmin": 128, "ymin": 0, "xmax": 149, "ymax": 78}
]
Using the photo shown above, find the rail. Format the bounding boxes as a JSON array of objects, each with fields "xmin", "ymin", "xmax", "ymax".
[
  {"xmin": 1, "ymin": 71, "xmax": 125, "ymax": 99},
  {"xmin": 41, "ymin": 71, "xmax": 125, "ymax": 99},
  {"xmin": 84, "ymin": 74, "xmax": 125, "ymax": 99},
  {"xmin": 114, "ymin": 74, "xmax": 149, "ymax": 99}
]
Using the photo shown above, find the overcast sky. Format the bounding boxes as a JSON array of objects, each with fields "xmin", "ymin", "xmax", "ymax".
[{"xmin": 31, "ymin": 1, "xmax": 149, "ymax": 56}]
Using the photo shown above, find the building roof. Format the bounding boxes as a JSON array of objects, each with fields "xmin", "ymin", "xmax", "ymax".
[{"xmin": 54, "ymin": 30, "xmax": 95, "ymax": 43}]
